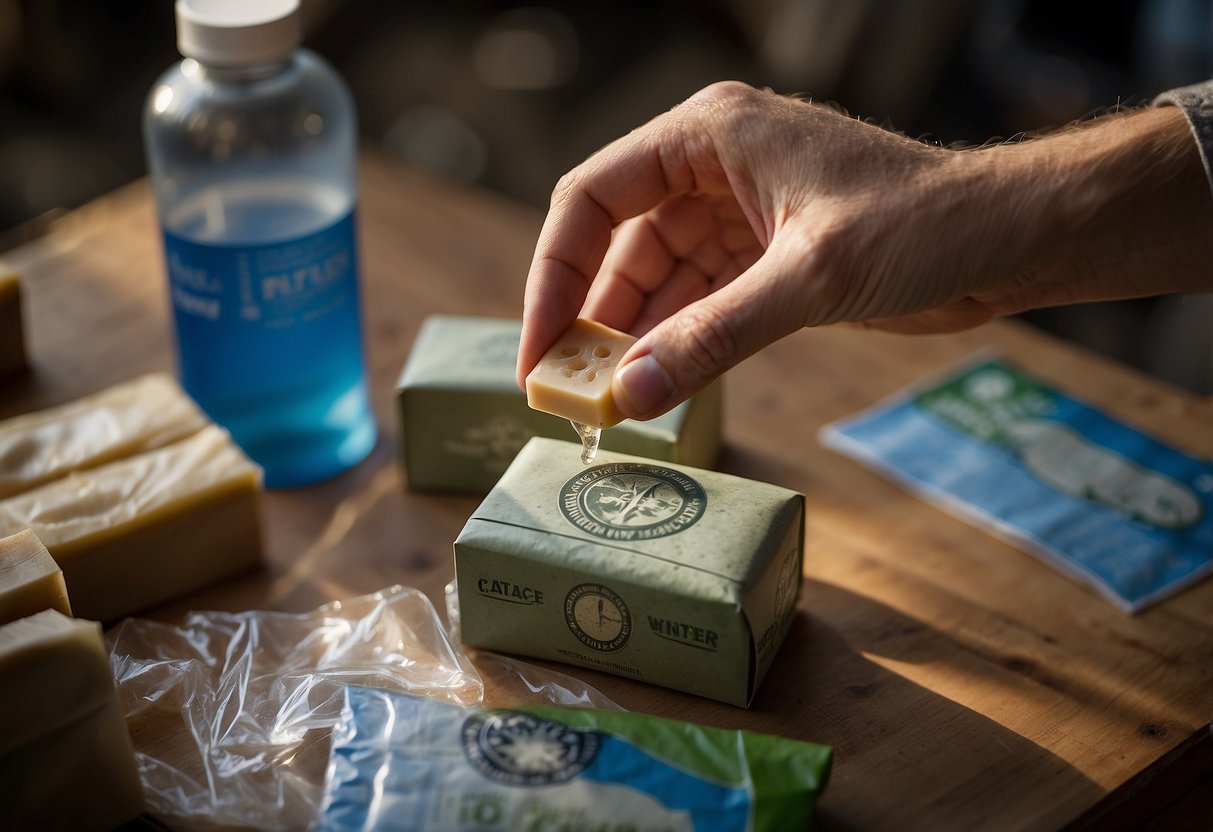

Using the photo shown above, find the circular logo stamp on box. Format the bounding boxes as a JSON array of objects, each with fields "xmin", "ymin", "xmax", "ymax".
[
  {"xmin": 565, "ymin": 582, "xmax": 632, "ymax": 652},
  {"xmin": 462, "ymin": 710, "xmax": 601, "ymax": 786},
  {"xmin": 559, "ymin": 462, "xmax": 707, "ymax": 540}
]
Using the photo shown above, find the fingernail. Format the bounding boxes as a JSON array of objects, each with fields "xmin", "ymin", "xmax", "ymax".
[{"xmin": 616, "ymin": 355, "xmax": 674, "ymax": 416}]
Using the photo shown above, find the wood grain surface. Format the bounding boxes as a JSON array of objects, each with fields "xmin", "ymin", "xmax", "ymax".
[{"xmin": 1, "ymin": 151, "xmax": 1209, "ymax": 831}]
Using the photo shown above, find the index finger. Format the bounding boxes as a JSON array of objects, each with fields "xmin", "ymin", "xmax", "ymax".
[{"xmin": 515, "ymin": 113, "xmax": 703, "ymax": 388}]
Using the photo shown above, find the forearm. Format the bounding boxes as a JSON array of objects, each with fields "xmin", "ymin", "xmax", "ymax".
[
  {"xmin": 518, "ymin": 81, "xmax": 1213, "ymax": 410},
  {"xmin": 982, "ymin": 106, "xmax": 1213, "ymax": 309}
]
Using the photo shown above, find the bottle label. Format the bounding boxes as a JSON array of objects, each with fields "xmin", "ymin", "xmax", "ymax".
[
  {"xmin": 160, "ymin": 208, "xmax": 368, "ymax": 433},
  {"xmin": 164, "ymin": 210, "xmax": 358, "ymax": 332}
]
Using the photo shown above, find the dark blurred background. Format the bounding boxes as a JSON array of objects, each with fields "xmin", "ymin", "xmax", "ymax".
[{"xmin": 0, "ymin": 0, "xmax": 1210, "ymax": 392}]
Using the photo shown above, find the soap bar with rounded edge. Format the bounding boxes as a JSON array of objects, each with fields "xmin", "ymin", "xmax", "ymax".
[
  {"xmin": 0, "ymin": 609, "xmax": 144, "ymax": 831},
  {"xmin": 0, "ymin": 271, "xmax": 25, "ymax": 378},
  {"xmin": 0, "ymin": 372, "xmax": 211, "ymax": 500},
  {"xmin": 0, "ymin": 423, "xmax": 264, "ymax": 622},
  {"xmin": 525, "ymin": 318, "xmax": 637, "ymax": 429},
  {"xmin": 0, "ymin": 529, "xmax": 70, "ymax": 625}
]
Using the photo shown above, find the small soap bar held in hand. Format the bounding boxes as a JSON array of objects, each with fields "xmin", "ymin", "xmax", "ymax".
[
  {"xmin": 526, "ymin": 319, "xmax": 638, "ymax": 463},
  {"xmin": 525, "ymin": 318, "xmax": 636, "ymax": 429}
]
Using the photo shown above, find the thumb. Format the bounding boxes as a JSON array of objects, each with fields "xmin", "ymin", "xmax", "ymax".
[{"xmin": 611, "ymin": 255, "xmax": 802, "ymax": 419}]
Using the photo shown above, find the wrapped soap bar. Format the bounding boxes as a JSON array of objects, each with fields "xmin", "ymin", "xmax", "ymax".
[
  {"xmin": 0, "ymin": 529, "xmax": 70, "ymax": 625},
  {"xmin": 0, "ymin": 372, "xmax": 210, "ymax": 499},
  {"xmin": 455, "ymin": 437, "xmax": 803, "ymax": 707},
  {"xmin": 0, "ymin": 270, "xmax": 25, "ymax": 378},
  {"xmin": 0, "ymin": 609, "xmax": 144, "ymax": 831},
  {"xmin": 0, "ymin": 424, "xmax": 263, "ymax": 621},
  {"xmin": 320, "ymin": 686, "xmax": 832, "ymax": 832},
  {"xmin": 397, "ymin": 315, "xmax": 721, "ymax": 492}
]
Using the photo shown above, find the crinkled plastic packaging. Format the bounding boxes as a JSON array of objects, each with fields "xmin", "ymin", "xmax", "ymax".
[
  {"xmin": 319, "ymin": 686, "xmax": 833, "ymax": 832},
  {"xmin": 107, "ymin": 586, "xmax": 477, "ymax": 830},
  {"xmin": 107, "ymin": 585, "xmax": 618, "ymax": 831}
]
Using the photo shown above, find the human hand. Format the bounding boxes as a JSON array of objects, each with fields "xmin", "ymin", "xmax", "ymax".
[{"xmin": 517, "ymin": 81, "xmax": 1211, "ymax": 419}]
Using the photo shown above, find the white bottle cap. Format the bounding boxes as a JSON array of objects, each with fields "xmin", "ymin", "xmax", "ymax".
[{"xmin": 176, "ymin": 0, "xmax": 302, "ymax": 66}]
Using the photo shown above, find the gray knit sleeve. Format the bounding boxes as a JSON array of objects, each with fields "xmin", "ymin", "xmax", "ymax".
[{"xmin": 1154, "ymin": 79, "xmax": 1213, "ymax": 194}]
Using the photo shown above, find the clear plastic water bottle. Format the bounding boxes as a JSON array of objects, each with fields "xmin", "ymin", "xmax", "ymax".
[{"xmin": 143, "ymin": 0, "xmax": 376, "ymax": 488}]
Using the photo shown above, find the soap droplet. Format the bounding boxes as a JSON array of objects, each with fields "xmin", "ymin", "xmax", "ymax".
[{"xmin": 570, "ymin": 420, "xmax": 601, "ymax": 465}]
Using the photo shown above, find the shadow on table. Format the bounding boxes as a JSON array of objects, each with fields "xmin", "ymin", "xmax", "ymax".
[{"xmin": 753, "ymin": 580, "xmax": 1105, "ymax": 831}]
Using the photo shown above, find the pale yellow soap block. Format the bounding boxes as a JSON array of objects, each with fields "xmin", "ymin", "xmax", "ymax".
[
  {"xmin": 0, "ymin": 372, "xmax": 211, "ymax": 500},
  {"xmin": 0, "ymin": 529, "xmax": 70, "ymax": 625},
  {"xmin": 0, "ymin": 609, "xmax": 144, "ymax": 831},
  {"xmin": 525, "ymin": 318, "xmax": 637, "ymax": 428},
  {"xmin": 0, "ymin": 424, "xmax": 264, "ymax": 622},
  {"xmin": 0, "ymin": 270, "xmax": 25, "ymax": 378}
]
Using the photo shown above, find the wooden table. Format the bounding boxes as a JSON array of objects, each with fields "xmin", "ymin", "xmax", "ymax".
[{"xmin": 2, "ymin": 152, "xmax": 1210, "ymax": 831}]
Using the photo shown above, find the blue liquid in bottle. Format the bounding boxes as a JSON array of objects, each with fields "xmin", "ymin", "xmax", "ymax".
[{"xmin": 144, "ymin": 2, "xmax": 376, "ymax": 487}]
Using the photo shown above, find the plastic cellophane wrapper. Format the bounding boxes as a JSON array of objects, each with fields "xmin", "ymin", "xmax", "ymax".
[{"xmin": 107, "ymin": 584, "xmax": 618, "ymax": 831}]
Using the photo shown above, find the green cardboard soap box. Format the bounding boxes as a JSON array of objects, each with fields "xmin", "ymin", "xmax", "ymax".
[
  {"xmin": 455, "ymin": 437, "xmax": 804, "ymax": 707},
  {"xmin": 396, "ymin": 315, "xmax": 721, "ymax": 492}
]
